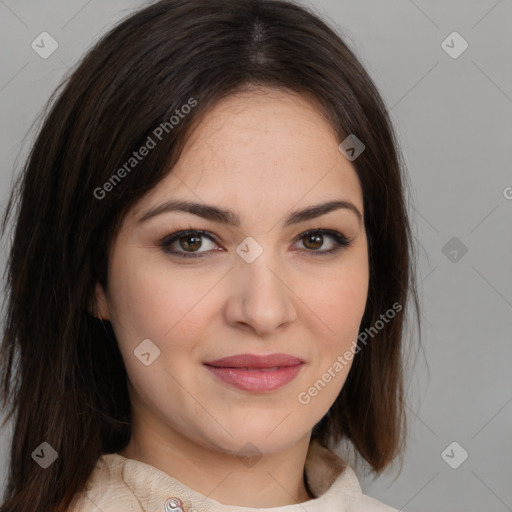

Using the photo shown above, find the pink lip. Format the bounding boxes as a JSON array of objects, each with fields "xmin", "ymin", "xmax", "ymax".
[
  {"xmin": 203, "ymin": 353, "xmax": 305, "ymax": 393},
  {"xmin": 204, "ymin": 353, "xmax": 304, "ymax": 368}
]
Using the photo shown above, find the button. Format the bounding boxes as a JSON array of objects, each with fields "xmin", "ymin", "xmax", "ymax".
[{"xmin": 164, "ymin": 497, "xmax": 185, "ymax": 511}]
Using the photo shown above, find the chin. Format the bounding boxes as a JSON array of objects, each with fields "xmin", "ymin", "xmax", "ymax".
[{"xmin": 201, "ymin": 428, "xmax": 307, "ymax": 457}]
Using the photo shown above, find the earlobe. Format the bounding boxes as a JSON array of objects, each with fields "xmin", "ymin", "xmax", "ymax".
[{"xmin": 92, "ymin": 282, "xmax": 110, "ymax": 320}]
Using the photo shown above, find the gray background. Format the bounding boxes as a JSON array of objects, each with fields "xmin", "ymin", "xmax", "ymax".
[{"xmin": 1, "ymin": 1, "xmax": 511, "ymax": 510}]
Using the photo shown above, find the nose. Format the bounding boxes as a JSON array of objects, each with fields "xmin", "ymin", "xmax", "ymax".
[{"xmin": 224, "ymin": 247, "xmax": 297, "ymax": 336}]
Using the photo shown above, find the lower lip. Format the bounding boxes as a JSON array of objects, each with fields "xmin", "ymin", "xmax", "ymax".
[{"xmin": 204, "ymin": 364, "xmax": 304, "ymax": 392}]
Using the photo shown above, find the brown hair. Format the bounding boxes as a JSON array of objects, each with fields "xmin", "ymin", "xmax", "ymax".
[{"xmin": 0, "ymin": 0, "xmax": 421, "ymax": 510}]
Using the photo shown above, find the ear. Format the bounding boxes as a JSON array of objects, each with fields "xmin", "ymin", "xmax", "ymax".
[{"xmin": 92, "ymin": 281, "xmax": 110, "ymax": 320}]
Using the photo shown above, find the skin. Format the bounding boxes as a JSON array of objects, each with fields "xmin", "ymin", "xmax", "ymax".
[{"xmin": 94, "ymin": 86, "xmax": 369, "ymax": 507}]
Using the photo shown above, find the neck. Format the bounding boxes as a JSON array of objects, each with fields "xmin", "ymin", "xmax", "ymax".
[{"xmin": 119, "ymin": 411, "xmax": 315, "ymax": 507}]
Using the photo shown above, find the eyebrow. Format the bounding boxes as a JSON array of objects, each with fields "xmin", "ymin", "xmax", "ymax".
[{"xmin": 137, "ymin": 199, "xmax": 363, "ymax": 227}]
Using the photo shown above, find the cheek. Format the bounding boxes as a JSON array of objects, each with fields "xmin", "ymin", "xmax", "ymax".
[
  {"xmin": 107, "ymin": 250, "xmax": 216, "ymax": 348},
  {"xmin": 105, "ymin": 252, "xmax": 207, "ymax": 398},
  {"xmin": 327, "ymin": 278, "xmax": 367, "ymax": 331},
  {"xmin": 302, "ymin": 257, "xmax": 369, "ymax": 347}
]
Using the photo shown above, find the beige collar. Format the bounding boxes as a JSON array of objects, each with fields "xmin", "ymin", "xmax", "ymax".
[{"xmin": 73, "ymin": 438, "xmax": 363, "ymax": 512}]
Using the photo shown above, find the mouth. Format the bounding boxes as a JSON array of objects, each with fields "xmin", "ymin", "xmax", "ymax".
[{"xmin": 203, "ymin": 353, "xmax": 305, "ymax": 392}]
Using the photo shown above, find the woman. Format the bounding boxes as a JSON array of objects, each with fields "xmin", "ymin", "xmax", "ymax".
[{"xmin": 0, "ymin": 0, "xmax": 421, "ymax": 510}]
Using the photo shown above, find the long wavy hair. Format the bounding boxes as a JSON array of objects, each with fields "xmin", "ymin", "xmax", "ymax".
[{"xmin": 0, "ymin": 0, "xmax": 421, "ymax": 510}]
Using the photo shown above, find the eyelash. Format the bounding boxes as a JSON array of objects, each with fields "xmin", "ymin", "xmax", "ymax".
[{"xmin": 157, "ymin": 227, "xmax": 353, "ymax": 259}]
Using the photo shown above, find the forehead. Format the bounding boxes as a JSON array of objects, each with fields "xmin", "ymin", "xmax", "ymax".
[{"xmin": 130, "ymin": 87, "xmax": 364, "ymax": 223}]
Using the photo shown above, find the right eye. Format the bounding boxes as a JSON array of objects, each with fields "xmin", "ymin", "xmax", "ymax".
[{"xmin": 158, "ymin": 229, "xmax": 222, "ymax": 259}]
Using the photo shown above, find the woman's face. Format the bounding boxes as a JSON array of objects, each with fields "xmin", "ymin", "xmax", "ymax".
[{"xmin": 95, "ymin": 87, "xmax": 369, "ymax": 456}]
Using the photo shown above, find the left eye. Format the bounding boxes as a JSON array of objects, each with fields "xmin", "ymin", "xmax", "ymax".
[{"xmin": 158, "ymin": 229, "xmax": 352, "ymax": 259}]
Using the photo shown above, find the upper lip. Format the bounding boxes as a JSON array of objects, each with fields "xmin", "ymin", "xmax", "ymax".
[{"xmin": 204, "ymin": 353, "xmax": 305, "ymax": 368}]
